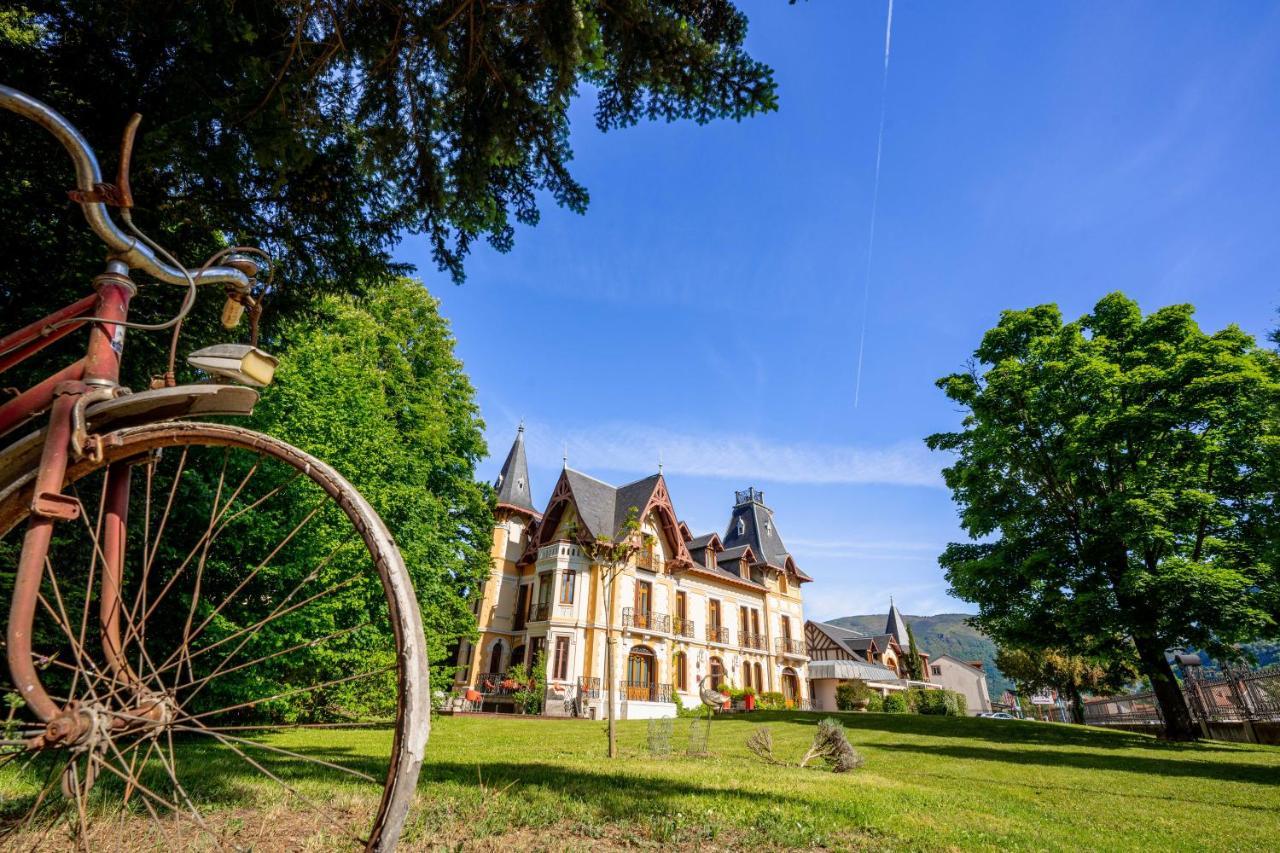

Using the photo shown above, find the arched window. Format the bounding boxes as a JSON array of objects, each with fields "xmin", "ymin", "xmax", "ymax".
[
  {"xmin": 754, "ymin": 662, "xmax": 763, "ymax": 691},
  {"xmin": 627, "ymin": 645, "xmax": 655, "ymax": 686},
  {"xmin": 488, "ymin": 640, "xmax": 504, "ymax": 675},
  {"xmin": 709, "ymin": 656, "xmax": 725, "ymax": 690},
  {"xmin": 627, "ymin": 646, "xmax": 656, "ymax": 701},
  {"xmin": 736, "ymin": 517, "xmax": 745, "ymax": 536},
  {"xmin": 742, "ymin": 661, "xmax": 752, "ymax": 690},
  {"xmin": 673, "ymin": 651, "xmax": 687, "ymax": 692}
]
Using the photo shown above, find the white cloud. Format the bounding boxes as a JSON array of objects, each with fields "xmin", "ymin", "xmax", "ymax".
[{"xmin": 519, "ymin": 421, "xmax": 942, "ymax": 488}]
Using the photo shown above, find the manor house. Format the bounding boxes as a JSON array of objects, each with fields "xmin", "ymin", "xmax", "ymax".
[{"xmin": 453, "ymin": 426, "xmax": 812, "ymax": 718}]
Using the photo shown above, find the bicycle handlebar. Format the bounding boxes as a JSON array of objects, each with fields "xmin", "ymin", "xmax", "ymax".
[{"xmin": 0, "ymin": 85, "xmax": 253, "ymax": 290}]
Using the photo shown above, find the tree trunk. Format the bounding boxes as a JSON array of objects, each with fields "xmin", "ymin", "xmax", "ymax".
[
  {"xmin": 1134, "ymin": 634, "xmax": 1197, "ymax": 741},
  {"xmin": 605, "ymin": 587, "xmax": 617, "ymax": 759},
  {"xmin": 1068, "ymin": 684, "xmax": 1085, "ymax": 725}
]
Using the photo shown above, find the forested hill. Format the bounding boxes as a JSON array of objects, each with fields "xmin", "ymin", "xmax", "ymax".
[{"xmin": 826, "ymin": 613, "xmax": 1013, "ymax": 696}]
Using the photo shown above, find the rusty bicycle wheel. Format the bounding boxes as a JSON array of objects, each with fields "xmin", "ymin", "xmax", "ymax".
[{"xmin": 0, "ymin": 421, "xmax": 428, "ymax": 850}]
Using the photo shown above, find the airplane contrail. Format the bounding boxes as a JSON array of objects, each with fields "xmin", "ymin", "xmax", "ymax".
[{"xmin": 853, "ymin": 0, "xmax": 895, "ymax": 410}]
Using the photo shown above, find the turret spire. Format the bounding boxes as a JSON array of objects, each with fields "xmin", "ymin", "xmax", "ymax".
[
  {"xmin": 885, "ymin": 598, "xmax": 908, "ymax": 646},
  {"xmin": 494, "ymin": 424, "xmax": 536, "ymax": 514}
]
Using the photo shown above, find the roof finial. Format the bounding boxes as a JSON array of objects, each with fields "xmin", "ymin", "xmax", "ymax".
[
  {"xmin": 517, "ymin": 418, "xmax": 525, "ymax": 435},
  {"xmin": 658, "ymin": 449, "xmax": 663, "ymax": 475},
  {"xmin": 562, "ymin": 441, "xmax": 568, "ymax": 469}
]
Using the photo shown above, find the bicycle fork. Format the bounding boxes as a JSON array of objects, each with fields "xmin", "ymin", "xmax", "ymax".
[{"xmin": 7, "ymin": 263, "xmax": 164, "ymax": 748}]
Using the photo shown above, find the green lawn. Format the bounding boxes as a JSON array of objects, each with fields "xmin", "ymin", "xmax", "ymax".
[
  {"xmin": 3, "ymin": 712, "xmax": 1278, "ymax": 850},
  {"xmin": 402, "ymin": 712, "xmax": 1280, "ymax": 851}
]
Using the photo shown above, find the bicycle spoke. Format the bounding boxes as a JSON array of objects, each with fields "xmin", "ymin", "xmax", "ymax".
[
  {"xmin": 182, "ymin": 664, "xmax": 395, "ymax": 723},
  {"xmin": 173, "ymin": 725, "xmax": 376, "ymax": 783},
  {"xmin": 178, "ymin": 719, "xmax": 369, "ymax": 846},
  {"xmin": 173, "ymin": 621, "xmax": 369, "ymax": 697}
]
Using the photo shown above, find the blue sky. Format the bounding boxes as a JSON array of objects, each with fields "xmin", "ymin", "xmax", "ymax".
[{"xmin": 395, "ymin": 1, "xmax": 1280, "ymax": 621}]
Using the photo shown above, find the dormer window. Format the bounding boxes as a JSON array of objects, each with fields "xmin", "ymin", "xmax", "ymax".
[
  {"xmin": 736, "ymin": 517, "xmax": 745, "ymax": 536},
  {"xmin": 764, "ymin": 519, "xmax": 772, "ymax": 536}
]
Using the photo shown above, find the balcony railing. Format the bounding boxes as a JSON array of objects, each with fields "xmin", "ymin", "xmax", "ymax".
[
  {"xmin": 528, "ymin": 602, "xmax": 550, "ymax": 622},
  {"xmin": 635, "ymin": 551, "xmax": 661, "ymax": 571},
  {"xmin": 622, "ymin": 607, "xmax": 670, "ymax": 633},
  {"xmin": 578, "ymin": 676, "xmax": 601, "ymax": 699},
  {"xmin": 739, "ymin": 632, "xmax": 766, "ymax": 651},
  {"xmin": 672, "ymin": 616, "xmax": 696, "ymax": 638},
  {"xmin": 476, "ymin": 672, "xmax": 517, "ymax": 695},
  {"xmin": 620, "ymin": 681, "xmax": 673, "ymax": 703},
  {"xmin": 776, "ymin": 637, "xmax": 807, "ymax": 656},
  {"xmin": 706, "ymin": 626, "xmax": 729, "ymax": 644}
]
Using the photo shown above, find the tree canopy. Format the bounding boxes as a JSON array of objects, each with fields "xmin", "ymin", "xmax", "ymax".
[
  {"xmin": 247, "ymin": 277, "xmax": 493, "ymax": 686},
  {"xmin": 928, "ymin": 292, "xmax": 1280, "ymax": 740},
  {"xmin": 994, "ymin": 646, "xmax": 1136, "ymax": 724},
  {"xmin": 0, "ymin": 1, "xmax": 778, "ymax": 338}
]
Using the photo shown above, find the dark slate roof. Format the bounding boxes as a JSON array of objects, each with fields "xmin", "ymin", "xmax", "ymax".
[
  {"xmin": 872, "ymin": 633, "xmax": 900, "ymax": 652},
  {"xmin": 885, "ymin": 601, "xmax": 909, "ymax": 646},
  {"xmin": 686, "ymin": 533, "xmax": 718, "ymax": 550},
  {"xmin": 809, "ymin": 621, "xmax": 879, "ymax": 658},
  {"xmin": 494, "ymin": 425, "xmax": 535, "ymax": 513},
  {"xmin": 613, "ymin": 474, "xmax": 661, "ymax": 539},
  {"xmin": 717, "ymin": 544, "xmax": 753, "ymax": 562},
  {"xmin": 721, "ymin": 488, "xmax": 800, "ymax": 575},
  {"xmin": 558, "ymin": 469, "xmax": 662, "ymax": 541},
  {"xmin": 562, "ymin": 468, "xmax": 619, "ymax": 539}
]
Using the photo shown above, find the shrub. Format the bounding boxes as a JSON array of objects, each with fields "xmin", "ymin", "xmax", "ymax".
[
  {"xmin": 866, "ymin": 693, "xmax": 884, "ymax": 713},
  {"xmin": 756, "ymin": 691, "xmax": 786, "ymax": 710},
  {"xmin": 882, "ymin": 693, "xmax": 907, "ymax": 713},
  {"xmin": 836, "ymin": 679, "xmax": 873, "ymax": 710},
  {"xmin": 909, "ymin": 687, "xmax": 968, "ymax": 716}
]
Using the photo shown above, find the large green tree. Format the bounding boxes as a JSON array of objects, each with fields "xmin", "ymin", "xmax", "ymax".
[
  {"xmin": 994, "ymin": 646, "xmax": 1136, "ymax": 725},
  {"xmin": 246, "ymin": 277, "xmax": 492, "ymax": 686},
  {"xmin": 1, "ymin": 1, "xmax": 778, "ymax": 346},
  {"xmin": 928, "ymin": 293, "xmax": 1280, "ymax": 740}
]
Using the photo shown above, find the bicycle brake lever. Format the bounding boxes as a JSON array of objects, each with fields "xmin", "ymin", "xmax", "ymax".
[{"xmin": 66, "ymin": 112, "xmax": 141, "ymax": 208}]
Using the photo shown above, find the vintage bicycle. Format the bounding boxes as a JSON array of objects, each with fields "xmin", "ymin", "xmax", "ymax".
[{"xmin": 0, "ymin": 86, "xmax": 428, "ymax": 849}]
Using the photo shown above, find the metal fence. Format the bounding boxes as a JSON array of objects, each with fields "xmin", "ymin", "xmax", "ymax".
[{"xmin": 1084, "ymin": 664, "xmax": 1280, "ymax": 738}]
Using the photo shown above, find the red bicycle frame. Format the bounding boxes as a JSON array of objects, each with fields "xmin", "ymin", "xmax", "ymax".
[{"xmin": 1, "ymin": 262, "xmax": 136, "ymax": 727}]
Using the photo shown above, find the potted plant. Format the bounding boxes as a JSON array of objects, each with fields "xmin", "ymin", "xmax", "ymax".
[{"xmin": 744, "ymin": 685, "xmax": 757, "ymax": 711}]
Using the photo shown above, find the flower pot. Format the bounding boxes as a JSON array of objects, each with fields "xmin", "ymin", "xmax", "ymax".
[
  {"xmin": 744, "ymin": 693, "xmax": 756, "ymax": 711},
  {"xmin": 853, "ymin": 699, "xmax": 869, "ymax": 712}
]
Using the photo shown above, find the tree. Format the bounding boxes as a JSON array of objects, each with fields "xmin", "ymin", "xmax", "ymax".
[
  {"xmin": 247, "ymin": 277, "xmax": 493, "ymax": 686},
  {"xmin": 1, "ymin": 1, "xmax": 780, "ymax": 354},
  {"xmin": 995, "ymin": 647, "xmax": 1135, "ymax": 725},
  {"xmin": 577, "ymin": 508, "xmax": 647, "ymax": 759},
  {"xmin": 927, "ymin": 293, "xmax": 1280, "ymax": 740},
  {"xmin": 904, "ymin": 623, "xmax": 924, "ymax": 681}
]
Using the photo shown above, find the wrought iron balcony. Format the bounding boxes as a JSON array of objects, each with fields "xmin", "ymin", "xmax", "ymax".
[
  {"xmin": 578, "ymin": 676, "xmax": 601, "ymax": 699},
  {"xmin": 622, "ymin": 607, "xmax": 670, "ymax": 633},
  {"xmin": 739, "ymin": 632, "xmax": 766, "ymax": 651},
  {"xmin": 706, "ymin": 626, "xmax": 729, "ymax": 644},
  {"xmin": 528, "ymin": 602, "xmax": 550, "ymax": 622},
  {"xmin": 775, "ymin": 637, "xmax": 807, "ymax": 657},
  {"xmin": 475, "ymin": 672, "xmax": 516, "ymax": 695},
  {"xmin": 635, "ymin": 551, "xmax": 661, "ymax": 571},
  {"xmin": 672, "ymin": 616, "xmax": 696, "ymax": 638},
  {"xmin": 620, "ymin": 681, "xmax": 673, "ymax": 703}
]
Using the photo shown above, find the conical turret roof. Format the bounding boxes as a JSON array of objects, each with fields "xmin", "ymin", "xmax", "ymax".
[
  {"xmin": 885, "ymin": 598, "xmax": 909, "ymax": 646},
  {"xmin": 494, "ymin": 424, "xmax": 535, "ymax": 514}
]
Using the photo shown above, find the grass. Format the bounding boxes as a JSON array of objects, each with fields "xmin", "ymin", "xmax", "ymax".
[{"xmin": 3, "ymin": 711, "xmax": 1279, "ymax": 850}]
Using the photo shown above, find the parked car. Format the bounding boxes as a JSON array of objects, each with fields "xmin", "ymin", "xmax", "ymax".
[{"xmin": 979, "ymin": 712, "xmax": 1016, "ymax": 719}]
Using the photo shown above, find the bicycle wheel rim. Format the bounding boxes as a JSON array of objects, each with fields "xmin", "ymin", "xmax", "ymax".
[{"xmin": 0, "ymin": 421, "xmax": 428, "ymax": 850}]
